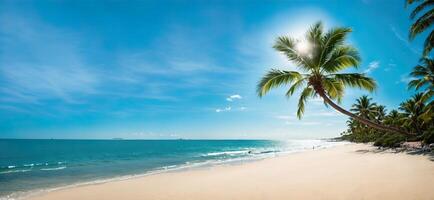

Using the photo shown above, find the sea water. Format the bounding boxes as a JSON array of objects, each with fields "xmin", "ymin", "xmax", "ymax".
[{"xmin": 0, "ymin": 139, "xmax": 346, "ymax": 199}]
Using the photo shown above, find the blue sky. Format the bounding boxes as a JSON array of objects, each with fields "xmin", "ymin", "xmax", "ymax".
[{"xmin": 0, "ymin": 0, "xmax": 425, "ymax": 139}]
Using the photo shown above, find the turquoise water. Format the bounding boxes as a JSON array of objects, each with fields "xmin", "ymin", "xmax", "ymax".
[{"xmin": 0, "ymin": 139, "xmax": 343, "ymax": 199}]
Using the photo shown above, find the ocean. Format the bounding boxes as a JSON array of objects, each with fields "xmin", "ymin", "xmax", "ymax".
[{"xmin": 0, "ymin": 139, "xmax": 345, "ymax": 199}]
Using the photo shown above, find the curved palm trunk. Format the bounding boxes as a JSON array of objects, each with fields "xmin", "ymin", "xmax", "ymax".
[{"xmin": 316, "ymin": 91, "xmax": 413, "ymax": 136}]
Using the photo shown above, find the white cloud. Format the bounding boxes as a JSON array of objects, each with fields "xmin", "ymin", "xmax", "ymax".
[
  {"xmin": 215, "ymin": 106, "xmax": 246, "ymax": 113},
  {"xmin": 226, "ymin": 94, "xmax": 242, "ymax": 101},
  {"xmin": 216, "ymin": 107, "xmax": 232, "ymax": 113},
  {"xmin": 363, "ymin": 61, "xmax": 380, "ymax": 73}
]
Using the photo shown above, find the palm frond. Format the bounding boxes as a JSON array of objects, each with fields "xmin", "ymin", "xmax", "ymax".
[
  {"xmin": 322, "ymin": 77, "xmax": 344, "ymax": 103},
  {"xmin": 409, "ymin": 0, "xmax": 434, "ymax": 19},
  {"xmin": 306, "ymin": 21, "xmax": 324, "ymax": 45},
  {"xmin": 422, "ymin": 30, "xmax": 434, "ymax": 55},
  {"xmin": 408, "ymin": 79, "xmax": 428, "ymax": 90},
  {"xmin": 406, "ymin": 0, "xmax": 424, "ymax": 6},
  {"xmin": 285, "ymin": 78, "xmax": 307, "ymax": 98},
  {"xmin": 409, "ymin": 9, "xmax": 434, "ymax": 40},
  {"xmin": 319, "ymin": 27, "xmax": 352, "ymax": 66},
  {"xmin": 297, "ymin": 87, "xmax": 314, "ymax": 119},
  {"xmin": 328, "ymin": 73, "xmax": 377, "ymax": 92},
  {"xmin": 273, "ymin": 36, "xmax": 312, "ymax": 70},
  {"xmin": 257, "ymin": 69, "xmax": 303, "ymax": 97},
  {"xmin": 321, "ymin": 46, "xmax": 360, "ymax": 73}
]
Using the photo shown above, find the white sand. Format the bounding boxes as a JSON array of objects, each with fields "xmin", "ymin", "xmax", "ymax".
[{"xmin": 29, "ymin": 143, "xmax": 434, "ymax": 200}]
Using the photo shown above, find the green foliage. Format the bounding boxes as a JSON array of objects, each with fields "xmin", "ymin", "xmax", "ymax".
[
  {"xmin": 342, "ymin": 2, "xmax": 434, "ymax": 146},
  {"xmin": 258, "ymin": 21, "xmax": 376, "ymax": 119},
  {"xmin": 374, "ymin": 134, "xmax": 406, "ymax": 148},
  {"xmin": 422, "ymin": 127, "xmax": 434, "ymax": 144},
  {"xmin": 342, "ymin": 93, "xmax": 433, "ymax": 147},
  {"xmin": 406, "ymin": 0, "xmax": 434, "ymax": 56},
  {"xmin": 399, "ymin": 93, "xmax": 430, "ymax": 134},
  {"xmin": 408, "ymin": 58, "xmax": 434, "ymax": 91}
]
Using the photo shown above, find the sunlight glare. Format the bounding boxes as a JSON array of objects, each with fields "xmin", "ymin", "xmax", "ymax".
[{"xmin": 295, "ymin": 40, "xmax": 312, "ymax": 55}]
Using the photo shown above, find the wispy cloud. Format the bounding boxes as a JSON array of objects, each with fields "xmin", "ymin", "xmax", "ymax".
[
  {"xmin": 311, "ymin": 110, "xmax": 341, "ymax": 117},
  {"xmin": 397, "ymin": 74, "xmax": 416, "ymax": 84},
  {"xmin": 0, "ymin": 12, "xmax": 242, "ymax": 109},
  {"xmin": 275, "ymin": 115, "xmax": 296, "ymax": 120},
  {"xmin": 390, "ymin": 25, "xmax": 420, "ymax": 55},
  {"xmin": 285, "ymin": 121, "xmax": 322, "ymax": 126},
  {"xmin": 215, "ymin": 106, "xmax": 247, "ymax": 113},
  {"xmin": 216, "ymin": 106, "xmax": 231, "ymax": 113},
  {"xmin": 384, "ymin": 63, "xmax": 396, "ymax": 72},
  {"xmin": 364, "ymin": 61, "xmax": 380, "ymax": 74},
  {"xmin": 0, "ymin": 13, "xmax": 99, "ymax": 104},
  {"xmin": 226, "ymin": 94, "xmax": 242, "ymax": 101}
]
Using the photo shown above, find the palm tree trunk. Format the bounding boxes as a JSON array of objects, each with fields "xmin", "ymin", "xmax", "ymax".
[{"xmin": 316, "ymin": 91, "xmax": 413, "ymax": 136}]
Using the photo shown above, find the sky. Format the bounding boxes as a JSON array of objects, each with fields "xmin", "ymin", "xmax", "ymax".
[{"xmin": 0, "ymin": 0, "xmax": 426, "ymax": 139}]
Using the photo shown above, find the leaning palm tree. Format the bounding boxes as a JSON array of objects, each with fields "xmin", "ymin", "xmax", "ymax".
[
  {"xmin": 257, "ymin": 21, "xmax": 410, "ymax": 135},
  {"xmin": 406, "ymin": 0, "xmax": 434, "ymax": 56}
]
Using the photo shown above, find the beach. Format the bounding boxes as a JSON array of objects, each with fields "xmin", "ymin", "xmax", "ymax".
[{"xmin": 28, "ymin": 143, "xmax": 434, "ymax": 200}]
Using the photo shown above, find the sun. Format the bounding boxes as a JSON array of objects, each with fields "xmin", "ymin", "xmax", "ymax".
[{"xmin": 295, "ymin": 40, "xmax": 312, "ymax": 55}]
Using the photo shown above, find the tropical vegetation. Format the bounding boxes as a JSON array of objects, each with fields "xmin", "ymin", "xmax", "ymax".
[
  {"xmin": 257, "ymin": 21, "xmax": 411, "ymax": 137},
  {"xmin": 258, "ymin": 19, "xmax": 434, "ymax": 148},
  {"xmin": 406, "ymin": 0, "xmax": 434, "ymax": 56},
  {"xmin": 341, "ymin": 2, "xmax": 434, "ymax": 147}
]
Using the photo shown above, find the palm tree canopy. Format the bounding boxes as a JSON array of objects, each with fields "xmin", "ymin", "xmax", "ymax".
[
  {"xmin": 384, "ymin": 109, "xmax": 403, "ymax": 126},
  {"xmin": 350, "ymin": 95, "xmax": 378, "ymax": 119},
  {"xmin": 257, "ymin": 21, "xmax": 376, "ymax": 119},
  {"xmin": 409, "ymin": 58, "xmax": 434, "ymax": 90},
  {"xmin": 406, "ymin": 0, "xmax": 434, "ymax": 55},
  {"xmin": 375, "ymin": 105, "xmax": 387, "ymax": 121},
  {"xmin": 399, "ymin": 93, "xmax": 429, "ymax": 133}
]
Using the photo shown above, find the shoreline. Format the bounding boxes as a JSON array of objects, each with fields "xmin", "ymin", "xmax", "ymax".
[
  {"xmin": 4, "ymin": 140, "xmax": 348, "ymax": 200},
  {"xmin": 26, "ymin": 143, "xmax": 434, "ymax": 200}
]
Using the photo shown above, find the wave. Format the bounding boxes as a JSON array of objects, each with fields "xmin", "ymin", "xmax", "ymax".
[
  {"xmin": 1, "ymin": 161, "xmax": 67, "ymax": 172},
  {"xmin": 0, "ymin": 169, "xmax": 31, "ymax": 174},
  {"xmin": 204, "ymin": 150, "xmax": 250, "ymax": 156},
  {"xmin": 40, "ymin": 166, "xmax": 66, "ymax": 171},
  {"xmin": 203, "ymin": 149, "xmax": 282, "ymax": 158}
]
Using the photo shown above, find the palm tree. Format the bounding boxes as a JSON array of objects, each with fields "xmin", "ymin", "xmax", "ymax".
[
  {"xmin": 406, "ymin": 0, "xmax": 434, "ymax": 56},
  {"xmin": 257, "ymin": 21, "xmax": 410, "ymax": 135},
  {"xmin": 350, "ymin": 96, "xmax": 378, "ymax": 120},
  {"xmin": 408, "ymin": 57, "xmax": 434, "ymax": 98},
  {"xmin": 399, "ymin": 93, "xmax": 428, "ymax": 134},
  {"xmin": 384, "ymin": 110, "xmax": 403, "ymax": 127},
  {"xmin": 408, "ymin": 57, "xmax": 434, "ymax": 122},
  {"xmin": 375, "ymin": 105, "xmax": 387, "ymax": 122}
]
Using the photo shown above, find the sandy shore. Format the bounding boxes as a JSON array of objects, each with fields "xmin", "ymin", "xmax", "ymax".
[{"xmin": 29, "ymin": 144, "xmax": 434, "ymax": 200}]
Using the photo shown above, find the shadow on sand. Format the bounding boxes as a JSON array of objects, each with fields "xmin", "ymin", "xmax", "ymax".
[{"xmin": 354, "ymin": 146, "xmax": 434, "ymax": 162}]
